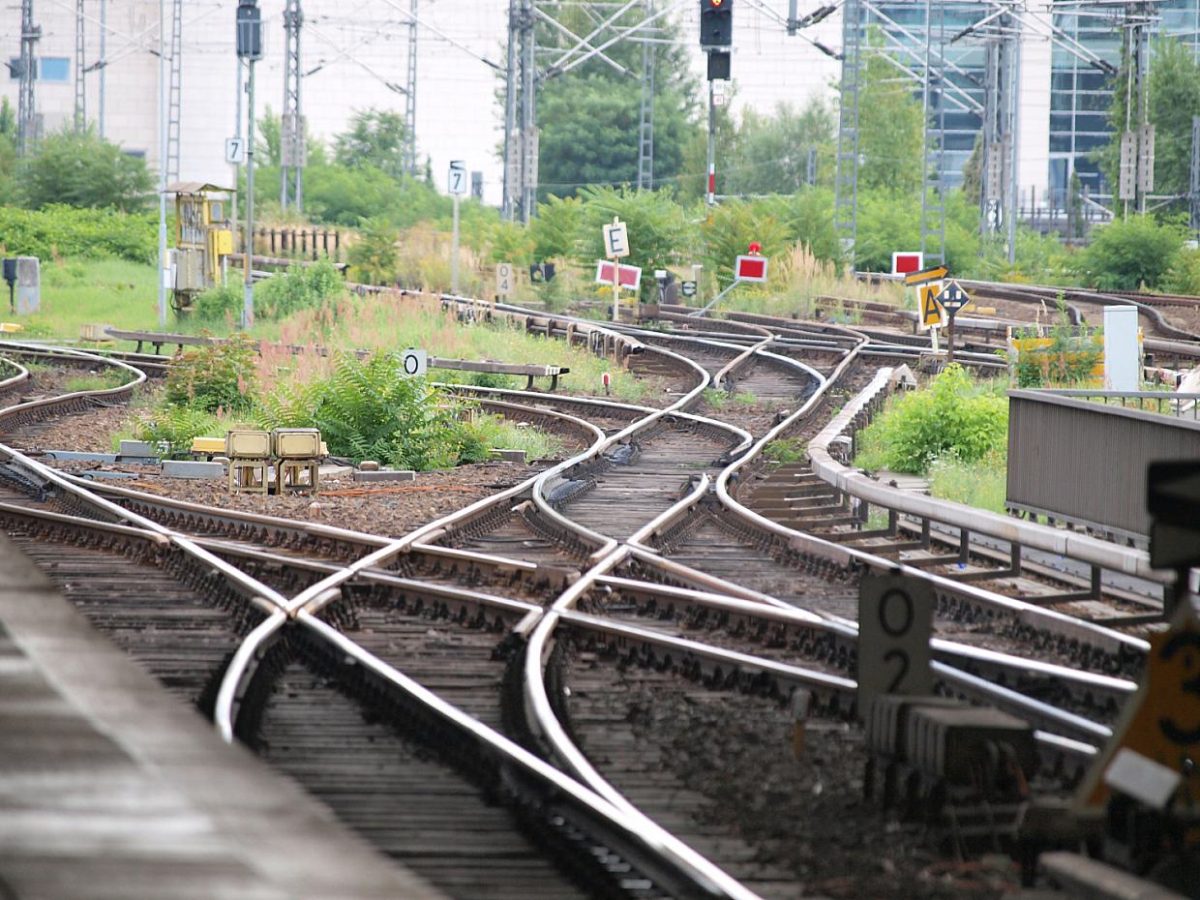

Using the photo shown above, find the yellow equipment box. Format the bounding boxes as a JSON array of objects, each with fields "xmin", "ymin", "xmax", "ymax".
[
  {"xmin": 225, "ymin": 429, "xmax": 271, "ymax": 458},
  {"xmin": 272, "ymin": 428, "xmax": 322, "ymax": 459}
]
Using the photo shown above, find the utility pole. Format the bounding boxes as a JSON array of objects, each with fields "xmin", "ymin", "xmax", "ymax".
[
  {"xmin": 99, "ymin": 0, "xmax": 107, "ymax": 138},
  {"xmin": 833, "ymin": 0, "xmax": 862, "ymax": 261},
  {"xmin": 403, "ymin": 0, "xmax": 418, "ymax": 176},
  {"xmin": 167, "ymin": 0, "xmax": 182, "ymax": 183},
  {"xmin": 636, "ymin": 0, "xmax": 655, "ymax": 191},
  {"xmin": 237, "ymin": 0, "xmax": 263, "ymax": 329},
  {"xmin": 502, "ymin": 0, "xmax": 535, "ymax": 223},
  {"xmin": 17, "ymin": 0, "xmax": 39, "ymax": 156},
  {"xmin": 1118, "ymin": 3, "xmax": 1153, "ymax": 217},
  {"xmin": 157, "ymin": 0, "xmax": 169, "ymax": 327},
  {"xmin": 502, "ymin": 0, "xmax": 518, "ymax": 220},
  {"xmin": 74, "ymin": 0, "xmax": 85, "ymax": 131},
  {"xmin": 281, "ymin": 0, "xmax": 304, "ymax": 212},
  {"xmin": 519, "ymin": 0, "xmax": 537, "ymax": 223}
]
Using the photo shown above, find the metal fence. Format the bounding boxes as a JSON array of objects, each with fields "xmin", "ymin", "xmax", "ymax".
[{"xmin": 1006, "ymin": 389, "xmax": 1200, "ymax": 543}]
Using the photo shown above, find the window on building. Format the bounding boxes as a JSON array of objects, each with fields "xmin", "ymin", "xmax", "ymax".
[
  {"xmin": 6, "ymin": 57, "xmax": 70, "ymax": 82},
  {"xmin": 37, "ymin": 58, "xmax": 70, "ymax": 83}
]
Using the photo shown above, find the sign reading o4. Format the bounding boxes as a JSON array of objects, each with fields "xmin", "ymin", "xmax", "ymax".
[{"xmin": 496, "ymin": 262, "xmax": 514, "ymax": 297}]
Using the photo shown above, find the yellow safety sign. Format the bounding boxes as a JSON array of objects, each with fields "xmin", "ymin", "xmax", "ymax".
[
  {"xmin": 1075, "ymin": 601, "xmax": 1200, "ymax": 815},
  {"xmin": 919, "ymin": 282, "xmax": 944, "ymax": 329}
]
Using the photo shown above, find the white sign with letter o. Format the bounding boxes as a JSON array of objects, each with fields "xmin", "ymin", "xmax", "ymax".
[{"xmin": 398, "ymin": 348, "xmax": 428, "ymax": 378}]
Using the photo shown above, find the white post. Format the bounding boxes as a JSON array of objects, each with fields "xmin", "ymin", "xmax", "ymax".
[
  {"xmin": 612, "ymin": 265, "xmax": 620, "ymax": 323},
  {"xmin": 156, "ymin": 0, "xmax": 168, "ymax": 327},
  {"xmin": 243, "ymin": 55, "xmax": 256, "ymax": 328},
  {"xmin": 451, "ymin": 193, "xmax": 461, "ymax": 295}
]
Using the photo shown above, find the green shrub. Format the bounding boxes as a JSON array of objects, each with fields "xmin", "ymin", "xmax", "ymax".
[
  {"xmin": 0, "ymin": 205, "xmax": 156, "ymax": 263},
  {"xmin": 193, "ymin": 284, "xmax": 242, "ymax": 322},
  {"xmin": 347, "ymin": 217, "xmax": 398, "ymax": 285},
  {"xmin": 254, "ymin": 259, "xmax": 345, "ymax": 320},
  {"xmin": 1080, "ymin": 214, "xmax": 1186, "ymax": 290},
  {"xmin": 256, "ymin": 351, "xmax": 481, "ymax": 470},
  {"xmin": 165, "ymin": 334, "xmax": 258, "ymax": 413},
  {"xmin": 17, "ymin": 128, "xmax": 153, "ymax": 212},
  {"xmin": 853, "ymin": 364, "xmax": 1007, "ymax": 474}
]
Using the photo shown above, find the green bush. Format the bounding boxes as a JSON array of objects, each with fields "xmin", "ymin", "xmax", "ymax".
[
  {"xmin": 164, "ymin": 334, "xmax": 258, "ymax": 413},
  {"xmin": 1080, "ymin": 214, "xmax": 1186, "ymax": 290},
  {"xmin": 17, "ymin": 128, "xmax": 153, "ymax": 212},
  {"xmin": 347, "ymin": 217, "xmax": 399, "ymax": 285},
  {"xmin": 254, "ymin": 259, "xmax": 345, "ymax": 320},
  {"xmin": 193, "ymin": 284, "xmax": 242, "ymax": 322},
  {"xmin": 0, "ymin": 205, "xmax": 156, "ymax": 263},
  {"xmin": 853, "ymin": 364, "xmax": 1008, "ymax": 474},
  {"xmin": 256, "ymin": 351, "xmax": 482, "ymax": 470}
]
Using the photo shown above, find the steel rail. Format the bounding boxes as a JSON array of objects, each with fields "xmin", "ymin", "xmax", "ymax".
[
  {"xmin": 0, "ymin": 357, "xmax": 30, "ymax": 396},
  {"xmin": 294, "ymin": 609, "xmax": 759, "ymax": 900},
  {"xmin": 807, "ymin": 368, "xmax": 1167, "ymax": 594}
]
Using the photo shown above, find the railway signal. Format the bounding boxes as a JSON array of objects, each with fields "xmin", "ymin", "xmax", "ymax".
[{"xmin": 699, "ymin": 0, "xmax": 733, "ymax": 49}]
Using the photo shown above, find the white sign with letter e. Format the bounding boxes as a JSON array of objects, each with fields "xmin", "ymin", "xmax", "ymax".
[
  {"xmin": 496, "ymin": 262, "xmax": 514, "ymax": 298},
  {"xmin": 448, "ymin": 160, "xmax": 467, "ymax": 195},
  {"xmin": 857, "ymin": 572, "xmax": 934, "ymax": 714},
  {"xmin": 225, "ymin": 136, "xmax": 246, "ymax": 165},
  {"xmin": 602, "ymin": 219, "xmax": 630, "ymax": 259}
]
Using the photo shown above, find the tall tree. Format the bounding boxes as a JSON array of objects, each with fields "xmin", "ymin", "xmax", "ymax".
[
  {"xmin": 522, "ymin": 4, "xmax": 700, "ymax": 199},
  {"xmin": 724, "ymin": 99, "xmax": 836, "ymax": 196},
  {"xmin": 333, "ymin": 109, "xmax": 409, "ymax": 181},
  {"xmin": 1147, "ymin": 38, "xmax": 1200, "ymax": 210},
  {"xmin": 1098, "ymin": 37, "xmax": 1200, "ymax": 210},
  {"xmin": 18, "ymin": 128, "xmax": 152, "ymax": 211},
  {"xmin": 856, "ymin": 42, "xmax": 925, "ymax": 194}
]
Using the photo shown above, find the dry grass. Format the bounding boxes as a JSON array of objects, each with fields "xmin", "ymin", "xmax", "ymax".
[
  {"xmin": 253, "ymin": 292, "xmax": 656, "ymax": 402},
  {"xmin": 722, "ymin": 244, "xmax": 908, "ymax": 319}
]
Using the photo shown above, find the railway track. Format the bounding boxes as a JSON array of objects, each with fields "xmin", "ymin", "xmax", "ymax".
[{"xmin": 2, "ymin": 292, "xmax": 1181, "ymax": 898}]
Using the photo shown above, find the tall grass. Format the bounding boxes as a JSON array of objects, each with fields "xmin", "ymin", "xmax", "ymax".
[
  {"xmin": 258, "ymin": 292, "xmax": 656, "ymax": 402},
  {"xmin": 721, "ymin": 245, "xmax": 908, "ymax": 319},
  {"xmin": 928, "ymin": 448, "xmax": 1008, "ymax": 513}
]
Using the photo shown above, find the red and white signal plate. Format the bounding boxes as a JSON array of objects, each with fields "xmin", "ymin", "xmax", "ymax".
[
  {"xmin": 595, "ymin": 260, "xmax": 643, "ymax": 290},
  {"xmin": 735, "ymin": 255, "xmax": 768, "ymax": 282}
]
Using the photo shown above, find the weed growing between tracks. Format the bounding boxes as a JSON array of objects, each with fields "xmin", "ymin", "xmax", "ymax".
[{"xmin": 258, "ymin": 292, "xmax": 656, "ymax": 403}]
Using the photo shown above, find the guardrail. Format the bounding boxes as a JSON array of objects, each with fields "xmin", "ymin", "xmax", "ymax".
[{"xmin": 1007, "ymin": 389, "xmax": 1200, "ymax": 543}]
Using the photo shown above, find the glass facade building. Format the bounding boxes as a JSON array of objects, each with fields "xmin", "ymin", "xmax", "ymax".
[{"xmin": 864, "ymin": 1, "xmax": 1200, "ymax": 210}]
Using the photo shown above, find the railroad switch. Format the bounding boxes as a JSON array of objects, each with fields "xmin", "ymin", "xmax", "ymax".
[{"xmin": 864, "ymin": 694, "xmax": 1036, "ymax": 851}]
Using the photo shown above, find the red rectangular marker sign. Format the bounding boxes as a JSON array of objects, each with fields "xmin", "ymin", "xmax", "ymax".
[
  {"xmin": 891, "ymin": 252, "xmax": 923, "ymax": 275},
  {"xmin": 735, "ymin": 255, "xmax": 768, "ymax": 282},
  {"xmin": 594, "ymin": 260, "xmax": 642, "ymax": 290}
]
